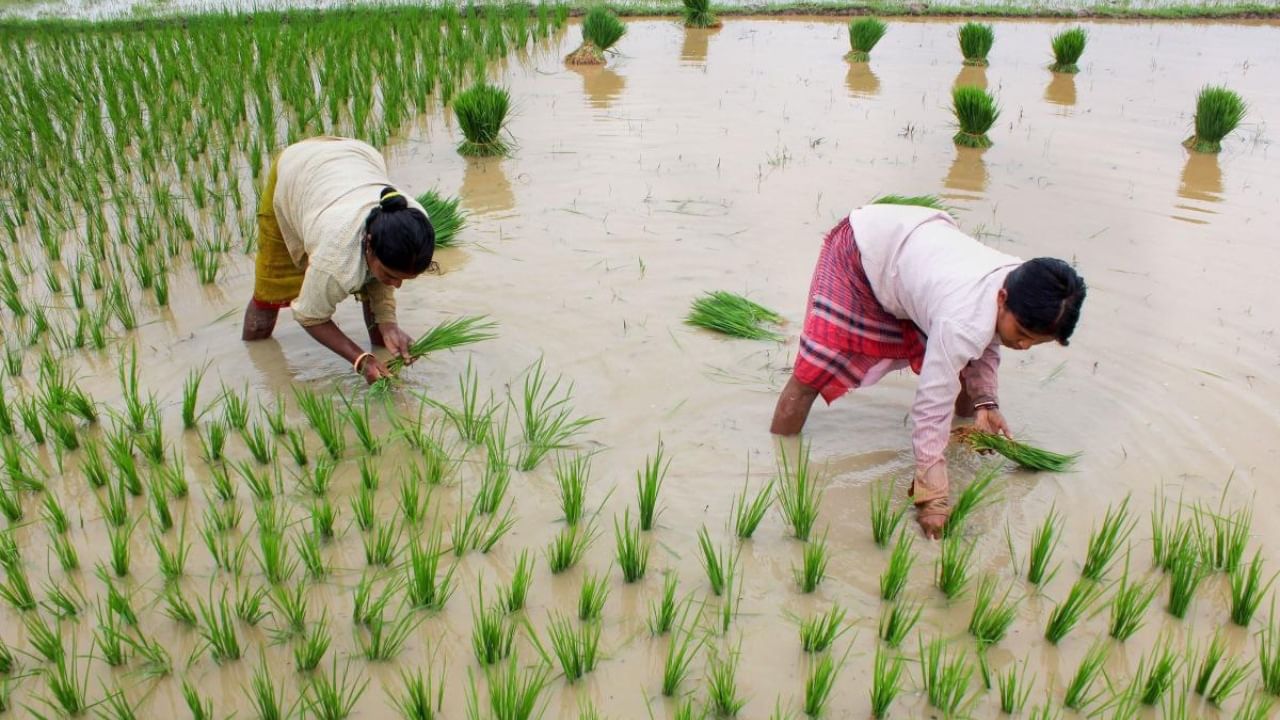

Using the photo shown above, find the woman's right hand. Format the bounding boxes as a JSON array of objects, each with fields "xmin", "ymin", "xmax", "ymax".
[{"xmin": 360, "ymin": 355, "xmax": 392, "ymax": 384}]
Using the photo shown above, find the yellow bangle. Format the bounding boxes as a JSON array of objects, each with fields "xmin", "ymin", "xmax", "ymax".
[{"xmin": 353, "ymin": 352, "xmax": 375, "ymax": 374}]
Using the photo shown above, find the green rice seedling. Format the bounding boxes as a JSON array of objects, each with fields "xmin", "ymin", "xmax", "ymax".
[
  {"xmin": 935, "ymin": 533, "xmax": 976, "ymax": 599},
  {"xmin": 967, "ymin": 574, "xmax": 1017, "ymax": 646},
  {"xmin": 240, "ymin": 461, "xmax": 281, "ymax": 502},
  {"xmin": 163, "ymin": 585, "xmax": 198, "ymax": 626},
  {"xmin": 259, "ymin": 528, "xmax": 298, "ymax": 585},
  {"xmin": 1109, "ymin": 557, "xmax": 1157, "ymax": 640},
  {"xmin": 384, "ymin": 316, "xmax": 498, "ymax": 379},
  {"xmin": 475, "ymin": 426, "xmax": 512, "ymax": 514},
  {"xmin": 42, "ymin": 580, "xmax": 83, "ymax": 618},
  {"xmin": 312, "ymin": 498, "xmax": 337, "ymax": 541},
  {"xmin": 204, "ymin": 498, "xmax": 242, "ymax": 534},
  {"xmin": 303, "ymin": 657, "xmax": 368, "ymax": 720},
  {"xmin": 686, "ymin": 290, "xmax": 784, "ymax": 341},
  {"xmin": 352, "ymin": 485, "xmax": 376, "ymax": 532},
  {"xmin": 1231, "ymin": 550, "xmax": 1275, "ymax": 626},
  {"xmin": 390, "ymin": 665, "xmax": 446, "ymax": 720},
  {"xmin": 919, "ymin": 635, "xmax": 975, "ymax": 717},
  {"xmin": 698, "ymin": 525, "xmax": 740, "ymax": 596},
  {"xmin": 1196, "ymin": 630, "xmax": 1250, "ymax": 706},
  {"xmin": 515, "ymin": 359, "xmax": 597, "ymax": 472},
  {"xmin": 41, "ymin": 493, "xmax": 68, "ymax": 534},
  {"xmin": 182, "ymin": 679, "xmax": 214, "ymax": 720},
  {"xmin": 221, "ymin": 386, "xmax": 250, "ymax": 431},
  {"xmin": 16, "ymin": 397, "xmax": 43, "ymax": 444},
  {"xmin": 397, "ymin": 472, "xmax": 430, "ymax": 527},
  {"xmin": 1196, "ymin": 502, "xmax": 1251, "ymax": 573},
  {"xmin": 1081, "ymin": 496, "xmax": 1135, "ymax": 581},
  {"xmin": 201, "ymin": 419, "xmax": 228, "ymax": 462},
  {"xmin": 294, "ymin": 387, "xmax": 346, "ymax": 461},
  {"xmin": 799, "ymin": 604, "xmax": 849, "ymax": 653},
  {"xmin": 958, "ymin": 22, "xmax": 995, "ymax": 66},
  {"xmin": 435, "ymin": 361, "xmax": 499, "ymax": 446},
  {"xmin": 615, "ymin": 508, "xmax": 649, "ymax": 583},
  {"xmin": 1136, "ymin": 635, "xmax": 1180, "ymax": 705},
  {"xmin": 295, "ymin": 613, "xmax": 332, "ymax": 672},
  {"xmin": 718, "ymin": 567, "xmax": 744, "ymax": 634},
  {"xmin": 361, "ymin": 607, "xmax": 421, "ymax": 661},
  {"xmin": 869, "ymin": 479, "xmax": 906, "ymax": 547},
  {"xmin": 878, "ymin": 597, "xmax": 922, "ymax": 648},
  {"xmin": 126, "ymin": 631, "xmax": 172, "ymax": 679},
  {"xmin": 568, "ymin": 6, "xmax": 626, "ymax": 64},
  {"xmin": 248, "ymin": 653, "xmax": 291, "ymax": 720},
  {"xmin": 1026, "ymin": 505, "xmax": 1062, "ymax": 585},
  {"xmin": 635, "ymin": 441, "xmax": 670, "ymax": 531},
  {"xmin": 149, "ymin": 476, "xmax": 173, "ymax": 532},
  {"xmin": 734, "ymin": 474, "xmax": 774, "ymax": 539},
  {"xmin": 795, "ymin": 531, "xmax": 829, "ymax": 593},
  {"xmin": 97, "ymin": 477, "xmax": 130, "ymax": 529},
  {"xmin": 944, "ymin": 463, "xmax": 1000, "ymax": 537},
  {"xmin": 343, "ymin": 395, "xmax": 381, "ymax": 456},
  {"xmin": 207, "ymin": 463, "xmax": 236, "ymax": 503},
  {"xmin": 270, "ymin": 582, "xmax": 310, "ymax": 639},
  {"xmin": 1167, "ymin": 535, "xmax": 1208, "ymax": 618},
  {"xmin": 453, "ymin": 83, "xmax": 512, "ymax": 157},
  {"xmin": 197, "ymin": 590, "xmax": 242, "ymax": 663},
  {"xmin": 241, "ymin": 422, "xmax": 276, "ymax": 465},
  {"xmin": 1049, "ymin": 27, "xmax": 1087, "ymax": 73},
  {"xmin": 472, "ymin": 596, "xmax": 516, "ymax": 665},
  {"xmin": 777, "ymin": 441, "xmax": 823, "ymax": 541},
  {"xmin": 285, "ymin": 428, "xmax": 309, "ymax": 467},
  {"xmin": 951, "ymin": 85, "xmax": 1000, "ymax": 149},
  {"xmin": 1235, "ymin": 690, "xmax": 1275, "ymax": 719},
  {"xmin": 236, "ymin": 583, "xmax": 270, "ymax": 626},
  {"xmin": 997, "ymin": 658, "xmax": 1033, "ymax": 714},
  {"xmin": 159, "ymin": 451, "xmax": 189, "ymax": 498},
  {"xmin": 546, "ymin": 611, "xmax": 601, "ymax": 682},
  {"xmin": 26, "ymin": 610, "xmax": 65, "ymax": 663},
  {"xmin": 804, "ymin": 648, "xmax": 847, "ymax": 717},
  {"xmin": 483, "ymin": 654, "xmax": 550, "ymax": 720},
  {"xmin": 81, "ymin": 439, "xmax": 109, "ymax": 489},
  {"xmin": 499, "ymin": 550, "xmax": 533, "ymax": 613},
  {"xmin": 108, "ymin": 521, "xmax": 134, "ymax": 577},
  {"xmin": 649, "ymin": 572, "xmax": 680, "ymax": 635},
  {"xmin": 1062, "ymin": 639, "xmax": 1108, "ymax": 711},
  {"xmin": 0, "ymin": 483, "xmax": 20, "ymax": 523},
  {"xmin": 555, "ymin": 452, "xmax": 591, "ymax": 526},
  {"xmin": 51, "ymin": 532, "xmax": 78, "ymax": 572},
  {"xmin": 415, "ymin": 190, "xmax": 468, "ymax": 248},
  {"xmin": 99, "ymin": 685, "xmax": 143, "ymax": 720},
  {"xmin": 35, "ymin": 651, "xmax": 90, "ymax": 718},
  {"xmin": 296, "ymin": 530, "xmax": 331, "ymax": 581},
  {"xmin": 95, "ymin": 601, "xmax": 129, "ymax": 665},
  {"xmin": 706, "ymin": 647, "xmax": 746, "ymax": 717},
  {"xmin": 958, "ymin": 430, "xmax": 1079, "ymax": 472},
  {"xmin": 1044, "ymin": 577, "xmax": 1103, "ymax": 644},
  {"xmin": 1185, "ymin": 86, "xmax": 1247, "ymax": 154},
  {"xmin": 181, "ymin": 367, "xmax": 206, "ymax": 430},
  {"xmin": 101, "ymin": 573, "xmax": 138, "ymax": 626},
  {"xmin": 871, "ymin": 644, "xmax": 906, "ymax": 719},
  {"xmin": 406, "ymin": 527, "xmax": 456, "ymax": 611},
  {"xmin": 0, "ymin": 637, "xmax": 11, "ymax": 673},
  {"xmin": 546, "ymin": 522, "xmax": 598, "ymax": 573},
  {"xmin": 1258, "ymin": 606, "xmax": 1280, "ymax": 694},
  {"xmin": 299, "ymin": 459, "xmax": 336, "ymax": 498},
  {"xmin": 43, "ymin": 409, "xmax": 79, "ymax": 452},
  {"xmin": 364, "ymin": 519, "xmax": 403, "ymax": 567},
  {"xmin": 579, "ymin": 568, "xmax": 611, "ymax": 621},
  {"xmin": 846, "ymin": 18, "xmax": 888, "ymax": 62}
]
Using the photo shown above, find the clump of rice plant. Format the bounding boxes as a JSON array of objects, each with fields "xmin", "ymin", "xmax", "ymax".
[
  {"xmin": 414, "ymin": 190, "xmax": 468, "ymax": 247},
  {"xmin": 546, "ymin": 522, "xmax": 597, "ymax": 574},
  {"xmin": 997, "ymin": 658, "xmax": 1033, "ymax": 715},
  {"xmin": 381, "ymin": 316, "xmax": 497, "ymax": 379},
  {"xmin": 661, "ymin": 610, "xmax": 703, "ymax": 696},
  {"xmin": 804, "ymin": 648, "xmax": 847, "ymax": 717},
  {"xmin": 1261, "ymin": 608, "xmax": 1280, "ymax": 695},
  {"xmin": 303, "ymin": 657, "xmax": 368, "ymax": 720},
  {"xmin": 472, "ymin": 593, "xmax": 516, "ymax": 666},
  {"xmin": 546, "ymin": 611, "xmax": 601, "ymax": 682},
  {"xmin": 686, "ymin": 290, "xmax": 784, "ymax": 341},
  {"xmin": 800, "ymin": 605, "xmax": 849, "ymax": 653},
  {"xmin": 698, "ymin": 525, "xmax": 739, "ymax": 596},
  {"xmin": 705, "ymin": 648, "xmax": 746, "ymax": 717},
  {"xmin": 1109, "ymin": 557, "xmax": 1157, "ymax": 641},
  {"xmin": 944, "ymin": 463, "xmax": 1000, "ymax": 537},
  {"xmin": 1049, "ymin": 27, "xmax": 1087, "ymax": 73},
  {"xmin": 935, "ymin": 534, "xmax": 976, "ymax": 599},
  {"xmin": 958, "ymin": 22, "xmax": 995, "ymax": 66},
  {"xmin": 919, "ymin": 635, "xmax": 975, "ymax": 717},
  {"xmin": 1044, "ymin": 577, "xmax": 1104, "ymax": 644},
  {"xmin": 1195, "ymin": 630, "xmax": 1250, "ymax": 707},
  {"xmin": 1231, "ymin": 550, "xmax": 1275, "ymax": 626},
  {"xmin": 869, "ymin": 479, "xmax": 906, "ymax": 546},
  {"xmin": 636, "ymin": 441, "xmax": 669, "ymax": 531},
  {"xmin": 453, "ymin": 84, "xmax": 512, "ymax": 158},
  {"xmin": 1135, "ymin": 635, "xmax": 1180, "ymax": 705},
  {"xmin": 1236, "ymin": 690, "xmax": 1275, "ymax": 720},
  {"xmin": 734, "ymin": 474, "xmax": 774, "ymax": 539},
  {"xmin": 648, "ymin": 572, "xmax": 680, "ymax": 635},
  {"xmin": 967, "ymin": 574, "xmax": 1018, "ymax": 647},
  {"xmin": 515, "ymin": 358, "xmax": 597, "ymax": 471},
  {"xmin": 1081, "ymin": 496, "xmax": 1135, "ymax": 581},
  {"xmin": 567, "ymin": 6, "xmax": 626, "ymax": 65},
  {"xmin": 480, "ymin": 655, "xmax": 550, "ymax": 720},
  {"xmin": 197, "ymin": 590, "xmax": 242, "ymax": 663},
  {"xmin": 578, "ymin": 569, "xmax": 611, "ymax": 621},
  {"xmin": 614, "ymin": 508, "xmax": 649, "ymax": 583},
  {"xmin": 794, "ymin": 530, "xmax": 829, "ymax": 593},
  {"xmin": 777, "ymin": 441, "xmax": 823, "ymax": 541},
  {"xmin": 956, "ymin": 428, "xmax": 1079, "ymax": 471},
  {"xmin": 951, "ymin": 85, "xmax": 1000, "ymax": 149},
  {"xmin": 846, "ymin": 18, "xmax": 887, "ymax": 62},
  {"xmin": 880, "ymin": 528, "xmax": 914, "ymax": 601},
  {"xmin": 555, "ymin": 452, "xmax": 591, "ymax": 526},
  {"xmin": 390, "ymin": 666, "xmax": 445, "ymax": 720},
  {"xmin": 682, "ymin": 0, "xmax": 719, "ymax": 28},
  {"xmin": 878, "ymin": 597, "xmax": 922, "ymax": 648},
  {"xmin": 1063, "ymin": 639, "xmax": 1108, "ymax": 711},
  {"xmin": 870, "ymin": 644, "xmax": 906, "ymax": 719},
  {"xmin": 1026, "ymin": 505, "xmax": 1061, "ymax": 586},
  {"xmin": 1184, "ymin": 86, "xmax": 1247, "ymax": 154}
]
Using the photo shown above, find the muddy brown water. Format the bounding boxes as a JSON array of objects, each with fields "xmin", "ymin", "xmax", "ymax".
[{"xmin": 4, "ymin": 16, "xmax": 1280, "ymax": 719}]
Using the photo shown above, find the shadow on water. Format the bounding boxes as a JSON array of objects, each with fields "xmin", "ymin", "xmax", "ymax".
[
  {"xmin": 845, "ymin": 62, "xmax": 881, "ymax": 98},
  {"xmin": 1172, "ymin": 150, "xmax": 1224, "ymax": 224},
  {"xmin": 1044, "ymin": 71, "xmax": 1077, "ymax": 107},
  {"xmin": 680, "ymin": 26, "xmax": 720, "ymax": 64},
  {"xmin": 942, "ymin": 147, "xmax": 989, "ymax": 202},
  {"xmin": 953, "ymin": 65, "xmax": 987, "ymax": 91},
  {"xmin": 568, "ymin": 64, "xmax": 627, "ymax": 109},
  {"xmin": 460, "ymin": 157, "xmax": 515, "ymax": 216}
]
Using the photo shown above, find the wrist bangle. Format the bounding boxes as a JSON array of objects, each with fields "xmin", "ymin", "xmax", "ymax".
[
  {"xmin": 974, "ymin": 401, "xmax": 999, "ymax": 411},
  {"xmin": 353, "ymin": 352, "xmax": 374, "ymax": 374}
]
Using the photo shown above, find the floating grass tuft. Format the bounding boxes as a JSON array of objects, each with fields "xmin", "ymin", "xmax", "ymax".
[
  {"xmin": 453, "ymin": 84, "xmax": 511, "ymax": 157},
  {"xmin": 957, "ymin": 429, "xmax": 1079, "ymax": 471},
  {"xmin": 682, "ymin": 0, "xmax": 719, "ymax": 28},
  {"xmin": 1184, "ymin": 86, "xmax": 1247, "ymax": 154},
  {"xmin": 1049, "ymin": 27, "xmax": 1087, "ymax": 73},
  {"xmin": 958, "ymin": 22, "xmax": 995, "ymax": 66},
  {"xmin": 686, "ymin": 290, "xmax": 784, "ymax": 341},
  {"xmin": 846, "ymin": 17, "xmax": 888, "ymax": 62},
  {"xmin": 951, "ymin": 85, "xmax": 1000, "ymax": 149},
  {"xmin": 568, "ymin": 6, "xmax": 626, "ymax": 64},
  {"xmin": 415, "ymin": 190, "xmax": 468, "ymax": 247}
]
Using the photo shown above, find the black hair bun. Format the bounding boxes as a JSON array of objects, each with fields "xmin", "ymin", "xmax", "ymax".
[{"xmin": 379, "ymin": 186, "xmax": 409, "ymax": 212}]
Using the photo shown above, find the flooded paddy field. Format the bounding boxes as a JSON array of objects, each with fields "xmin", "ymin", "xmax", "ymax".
[{"xmin": 0, "ymin": 11, "xmax": 1278, "ymax": 719}]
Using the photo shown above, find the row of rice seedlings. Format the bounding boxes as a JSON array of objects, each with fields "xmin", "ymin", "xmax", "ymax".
[
  {"xmin": 686, "ymin": 290, "xmax": 784, "ymax": 341},
  {"xmin": 777, "ymin": 441, "xmax": 823, "ymax": 541}
]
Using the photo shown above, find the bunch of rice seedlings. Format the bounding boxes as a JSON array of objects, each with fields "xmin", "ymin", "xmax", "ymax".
[
  {"xmin": 435, "ymin": 361, "xmax": 499, "ymax": 445},
  {"xmin": 734, "ymin": 474, "xmax": 774, "ymax": 539},
  {"xmin": 1108, "ymin": 558, "xmax": 1157, "ymax": 641},
  {"xmin": 546, "ymin": 522, "xmax": 598, "ymax": 573},
  {"xmin": 1200, "ymin": 502, "xmax": 1251, "ymax": 573},
  {"xmin": 800, "ymin": 605, "xmax": 849, "ymax": 653},
  {"xmin": 1261, "ymin": 612, "xmax": 1280, "ymax": 695},
  {"xmin": 567, "ymin": 6, "xmax": 626, "ymax": 65},
  {"xmin": 1195, "ymin": 630, "xmax": 1250, "ymax": 707},
  {"xmin": 957, "ymin": 429, "xmax": 1079, "ymax": 472},
  {"xmin": 944, "ymin": 463, "xmax": 1000, "ymax": 537},
  {"xmin": 472, "ymin": 595, "xmax": 516, "ymax": 666},
  {"xmin": 614, "ymin": 508, "xmax": 649, "ymax": 583},
  {"xmin": 1044, "ymin": 577, "xmax": 1104, "ymax": 644},
  {"xmin": 1049, "ymin": 27, "xmax": 1087, "ymax": 73},
  {"xmin": 997, "ymin": 658, "xmax": 1033, "ymax": 715},
  {"xmin": 636, "ymin": 441, "xmax": 669, "ymax": 531},
  {"xmin": 384, "ymin": 316, "xmax": 497, "ymax": 377},
  {"xmin": 804, "ymin": 649, "xmax": 847, "ymax": 717},
  {"xmin": 236, "ymin": 583, "xmax": 270, "ymax": 626},
  {"xmin": 1135, "ymin": 636, "xmax": 1180, "ymax": 705},
  {"xmin": 414, "ymin": 190, "xmax": 468, "ymax": 247},
  {"xmin": 706, "ymin": 648, "xmax": 746, "ymax": 717},
  {"xmin": 846, "ymin": 18, "xmax": 887, "ymax": 62},
  {"xmin": 363, "ymin": 520, "xmax": 403, "ymax": 568},
  {"xmin": 303, "ymin": 657, "xmax": 368, "ymax": 720},
  {"xmin": 547, "ymin": 454, "xmax": 590, "ymax": 529},
  {"xmin": 294, "ymin": 388, "xmax": 345, "ymax": 461},
  {"xmin": 1184, "ymin": 86, "xmax": 1247, "ymax": 154},
  {"xmin": 480, "ymin": 655, "xmax": 550, "ymax": 720},
  {"xmin": 342, "ymin": 396, "xmax": 380, "ymax": 456},
  {"xmin": 390, "ymin": 666, "xmax": 445, "ymax": 720},
  {"xmin": 197, "ymin": 590, "xmax": 242, "ymax": 663},
  {"xmin": 935, "ymin": 534, "xmax": 976, "ymax": 599},
  {"xmin": 879, "ymin": 529, "xmax": 914, "ymax": 599},
  {"xmin": 951, "ymin": 86, "xmax": 1000, "ymax": 149},
  {"xmin": 682, "ymin": 0, "xmax": 719, "ymax": 28},
  {"xmin": 697, "ymin": 525, "xmax": 739, "ymax": 596},
  {"xmin": 578, "ymin": 569, "xmax": 611, "ymax": 621},
  {"xmin": 777, "ymin": 441, "xmax": 823, "ymax": 541},
  {"xmin": 1237, "ymin": 691, "xmax": 1276, "ymax": 720},
  {"xmin": 248, "ymin": 654, "xmax": 290, "ymax": 719},
  {"xmin": 686, "ymin": 291, "xmax": 784, "ymax": 341},
  {"xmin": 919, "ymin": 635, "xmax": 975, "ymax": 717},
  {"xmin": 967, "ymin": 574, "xmax": 1018, "ymax": 646},
  {"xmin": 546, "ymin": 612, "xmax": 601, "ymax": 682},
  {"xmin": 498, "ymin": 550, "xmax": 533, "ymax": 614},
  {"xmin": 475, "ymin": 427, "xmax": 512, "ymax": 514},
  {"xmin": 869, "ymin": 480, "xmax": 907, "ymax": 546},
  {"xmin": 958, "ymin": 22, "xmax": 995, "ymax": 66},
  {"xmin": 1081, "ymin": 496, "xmax": 1135, "ymax": 581},
  {"xmin": 878, "ymin": 597, "xmax": 922, "ymax": 648},
  {"xmin": 1026, "ymin": 506, "xmax": 1062, "ymax": 585},
  {"xmin": 661, "ymin": 612, "xmax": 703, "ymax": 696},
  {"xmin": 870, "ymin": 644, "xmax": 906, "ymax": 719},
  {"xmin": 794, "ymin": 531, "xmax": 829, "ymax": 593},
  {"xmin": 1166, "ymin": 534, "xmax": 1209, "ymax": 618},
  {"xmin": 361, "ymin": 607, "xmax": 421, "ymax": 662},
  {"xmin": 515, "ymin": 358, "xmax": 597, "ymax": 471},
  {"xmin": 1062, "ymin": 639, "xmax": 1108, "ymax": 711},
  {"xmin": 453, "ymin": 84, "xmax": 512, "ymax": 158},
  {"xmin": 1231, "ymin": 550, "xmax": 1275, "ymax": 626}
]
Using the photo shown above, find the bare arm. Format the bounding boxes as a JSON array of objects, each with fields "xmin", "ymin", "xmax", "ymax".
[{"xmin": 302, "ymin": 320, "xmax": 390, "ymax": 383}]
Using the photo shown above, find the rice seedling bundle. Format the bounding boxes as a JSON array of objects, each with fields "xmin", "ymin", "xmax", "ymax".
[
  {"xmin": 870, "ymin": 193, "xmax": 954, "ymax": 216},
  {"xmin": 382, "ymin": 315, "xmax": 498, "ymax": 377},
  {"xmin": 846, "ymin": 18, "xmax": 888, "ymax": 62},
  {"xmin": 414, "ymin": 190, "xmax": 468, "ymax": 247},
  {"xmin": 568, "ymin": 6, "xmax": 627, "ymax": 65},
  {"xmin": 682, "ymin": 0, "xmax": 720, "ymax": 28},
  {"xmin": 453, "ymin": 83, "xmax": 513, "ymax": 157},
  {"xmin": 1049, "ymin": 27, "xmax": 1087, "ymax": 73},
  {"xmin": 958, "ymin": 22, "xmax": 995, "ymax": 66},
  {"xmin": 686, "ymin": 290, "xmax": 784, "ymax": 341},
  {"xmin": 1184, "ymin": 86, "xmax": 1247, "ymax": 154},
  {"xmin": 951, "ymin": 85, "xmax": 1001, "ymax": 149},
  {"xmin": 955, "ymin": 428, "xmax": 1079, "ymax": 471}
]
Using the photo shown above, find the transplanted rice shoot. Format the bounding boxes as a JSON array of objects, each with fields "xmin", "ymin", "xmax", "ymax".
[
  {"xmin": 880, "ymin": 528, "xmax": 914, "ymax": 601},
  {"xmin": 686, "ymin": 290, "xmax": 784, "ymax": 341},
  {"xmin": 1049, "ymin": 27, "xmax": 1088, "ymax": 73},
  {"xmin": 967, "ymin": 574, "xmax": 1017, "ymax": 647},
  {"xmin": 846, "ymin": 18, "xmax": 888, "ymax": 62},
  {"xmin": 682, "ymin": 0, "xmax": 719, "ymax": 28},
  {"xmin": 1081, "ymin": 496, "xmax": 1135, "ymax": 581},
  {"xmin": 944, "ymin": 463, "xmax": 1000, "ymax": 537},
  {"xmin": 567, "ymin": 6, "xmax": 626, "ymax": 65},
  {"xmin": 871, "ymin": 644, "xmax": 906, "ymax": 719},
  {"xmin": 958, "ymin": 22, "xmax": 995, "ymax": 66},
  {"xmin": 453, "ymin": 83, "xmax": 512, "ymax": 158},
  {"xmin": 1044, "ymin": 577, "xmax": 1104, "ymax": 644},
  {"xmin": 951, "ymin": 85, "xmax": 1000, "ymax": 149},
  {"xmin": 919, "ymin": 635, "xmax": 975, "ymax": 717},
  {"xmin": 1184, "ymin": 86, "xmax": 1247, "ymax": 154},
  {"xmin": 800, "ymin": 604, "xmax": 849, "ymax": 653},
  {"xmin": 1063, "ymin": 639, "xmax": 1109, "ymax": 711},
  {"xmin": 1195, "ymin": 630, "xmax": 1250, "ymax": 707},
  {"xmin": 997, "ymin": 659, "xmax": 1033, "ymax": 715},
  {"xmin": 777, "ymin": 440, "xmax": 823, "ymax": 541},
  {"xmin": 1231, "ymin": 550, "xmax": 1275, "ymax": 626},
  {"xmin": 414, "ymin": 190, "xmax": 468, "ymax": 247},
  {"xmin": 878, "ymin": 597, "xmax": 922, "ymax": 648},
  {"xmin": 869, "ymin": 479, "xmax": 906, "ymax": 547}
]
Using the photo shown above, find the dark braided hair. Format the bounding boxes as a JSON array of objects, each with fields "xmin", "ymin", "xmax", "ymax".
[
  {"xmin": 1003, "ymin": 258, "xmax": 1087, "ymax": 345},
  {"xmin": 365, "ymin": 186, "xmax": 434, "ymax": 275}
]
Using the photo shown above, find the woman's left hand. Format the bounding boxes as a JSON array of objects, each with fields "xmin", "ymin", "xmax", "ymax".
[
  {"xmin": 975, "ymin": 407, "xmax": 1012, "ymax": 438},
  {"xmin": 379, "ymin": 323, "xmax": 414, "ymax": 364}
]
